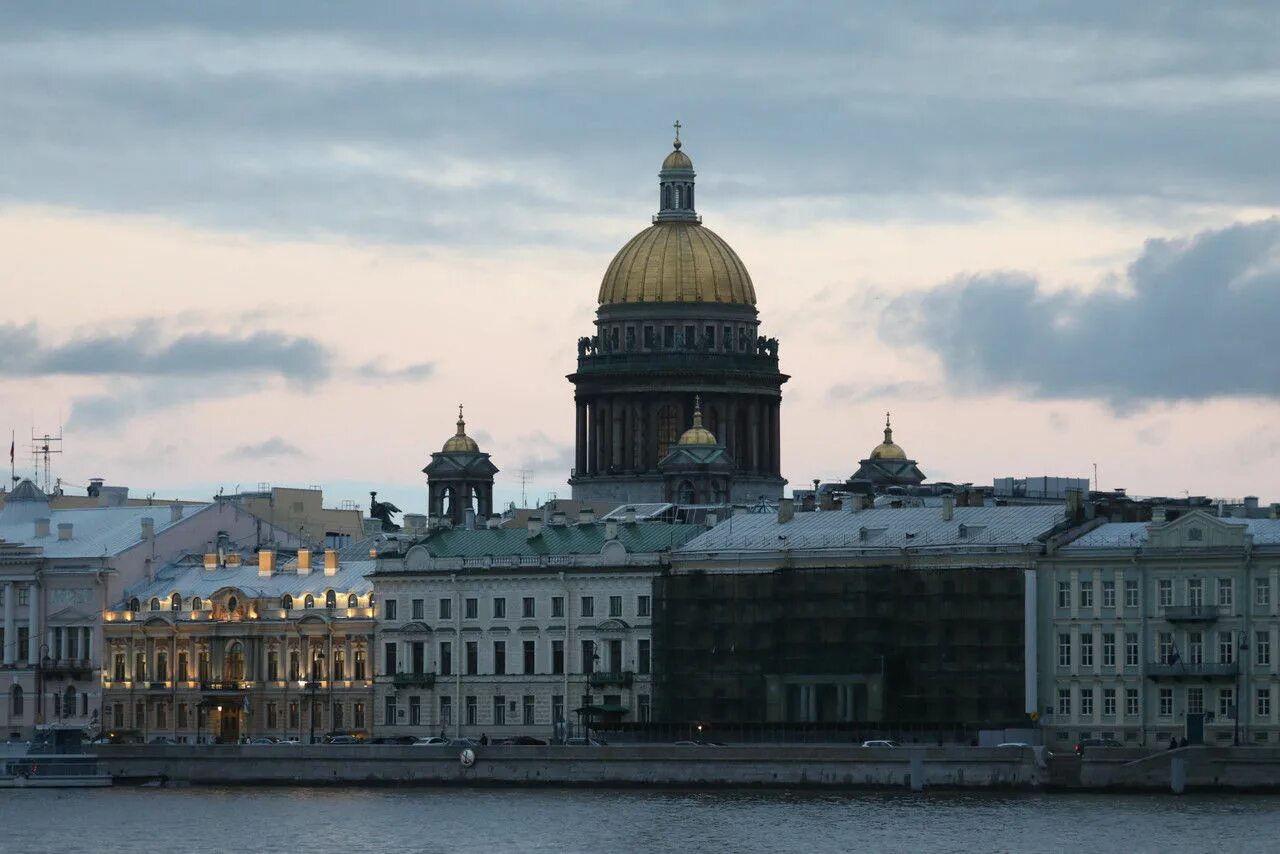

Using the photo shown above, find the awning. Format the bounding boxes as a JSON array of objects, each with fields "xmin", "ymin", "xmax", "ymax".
[{"xmin": 573, "ymin": 703, "xmax": 629, "ymax": 715}]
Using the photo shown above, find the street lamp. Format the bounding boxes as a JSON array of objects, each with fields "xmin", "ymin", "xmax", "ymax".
[
  {"xmin": 306, "ymin": 652, "xmax": 326, "ymax": 744},
  {"xmin": 1235, "ymin": 631, "xmax": 1250, "ymax": 747},
  {"xmin": 36, "ymin": 643, "xmax": 51, "ymax": 727}
]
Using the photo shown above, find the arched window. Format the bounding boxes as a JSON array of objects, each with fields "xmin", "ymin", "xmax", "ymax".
[
  {"xmin": 224, "ymin": 642, "xmax": 245, "ymax": 681},
  {"xmin": 281, "ymin": 594, "xmax": 293, "ymax": 611},
  {"xmin": 347, "ymin": 593, "xmax": 358, "ymax": 609},
  {"xmin": 333, "ymin": 649, "xmax": 346, "ymax": 681},
  {"xmin": 304, "ymin": 594, "xmax": 315, "ymax": 610},
  {"xmin": 63, "ymin": 685, "xmax": 76, "ymax": 718},
  {"xmin": 192, "ymin": 597, "xmax": 203, "ymax": 611},
  {"xmin": 678, "ymin": 480, "xmax": 696, "ymax": 504},
  {"xmin": 325, "ymin": 590, "xmax": 336, "ymax": 610},
  {"xmin": 227, "ymin": 596, "xmax": 238, "ymax": 614},
  {"xmin": 129, "ymin": 597, "xmax": 141, "ymax": 613},
  {"xmin": 149, "ymin": 597, "xmax": 161, "ymax": 611},
  {"xmin": 11, "ymin": 685, "xmax": 23, "ymax": 718},
  {"xmin": 711, "ymin": 479, "xmax": 725, "ymax": 504},
  {"xmin": 170, "ymin": 593, "xmax": 181, "ymax": 611},
  {"xmin": 656, "ymin": 404, "xmax": 680, "ymax": 460}
]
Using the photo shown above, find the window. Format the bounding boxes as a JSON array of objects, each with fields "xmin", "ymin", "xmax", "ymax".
[
  {"xmin": 1057, "ymin": 581, "xmax": 1070, "ymax": 608},
  {"xmin": 354, "ymin": 649, "xmax": 366, "ymax": 680},
  {"xmin": 268, "ymin": 650, "xmax": 279, "ymax": 682},
  {"xmin": 493, "ymin": 696, "xmax": 508, "ymax": 726},
  {"xmin": 465, "ymin": 598, "xmax": 478, "ymax": 620},
  {"xmin": 304, "ymin": 594, "xmax": 315, "ymax": 610},
  {"xmin": 465, "ymin": 696, "xmax": 477, "ymax": 726},
  {"xmin": 289, "ymin": 702, "xmax": 300, "ymax": 729},
  {"xmin": 412, "ymin": 599, "xmax": 424, "ymax": 620},
  {"xmin": 637, "ymin": 639, "xmax": 651, "ymax": 675},
  {"xmin": 282, "ymin": 594, "xmax": 293, "ymax": 611},
  {"xmin": 465, "ymin": 642, "xmax": 478, "ymax": 675},
  {"xmin": 552, "ymin": 640, "xmax": 564, "ymax": 675},
  {"xmin": 288, "ymin": 650, "xmax": 299, "ymax": 681},
  {"xmin": 170, "ymin": 593, "xmax": 181, "ymax": 611},
  {"xmin": 354, "ymin": 702, "xmax": 366, "ymax": 729},
  {"xmin": 493, "ymin": 641, "xmax": 506, "ymax": 675},
  {"xmin": 1079, "ymin": 581, "xmax": 1093, "ymax": 609},
  {"xmin": 439, "ymin": 598, "xmax": 452, "ymax": 620},
  {"xmin": 1080, "ymin": 688, "xmax": 1094, "ymax": 717},
  {"xmin": 1158, "ymin": 632, "xmax": 1175, "ymax": 664},
  {"xmin": 493, "ymin": 597, "xmax": 506, "ymax": 619},
  {"xmin": 1102, "ymin": 581, "xmax": 1116, "ymax": 609},
  {"xmin": 581, "ymin": 596, "xmax": 594, "ymax": 618},
  {"xmin": 638, "ymin": 694, "xmax": 651, "ymax": 722},
  {"xmin": 11, "ymin": 685, "xmax": 23, "ymax": 718},
  {"xmin": 1080, "ymin": 634, "xmax": 1094, "ymax": 667},
  {"xmin": 609, "ymin": 596, "xmax": 622, "ymax": 618},
  {"xmin": 113, "ymin": 653, "xmax": 126, "ymax": 681},
  {"xmin": 523, "ymin": 695, "xmax": 535, "ymax": 726},
  {"xmin": 439, "ymin": 642, "xmax": 453, "ymax": 676},
  {"xmin": 552, "ymin": 597, "xmax": 565, "ymax": 618},
  {"xmin": 334, "ymin": 703, "xmax": 345, "ymax": 730},
  {"xmin": 1056, "ymin": 688, "xmax": 1071, "ymax": 716},
  {"xmin": 552, "ymin": 695, "xmax": 564, "ymax": 724},
  {"xmin": 129, "ymin": 597, "xmax": 141, "ymax": 612},
  {"xmin": 582, "ymin": 640, "xmax": 596, "ymax": 674},
  {"xmin": 522, "ymin": 597, "xmax": 535, "ymax": 619},
  {"xmin": 322, "ymin": 590, "xmax": 334, "ymax": 610},
  {"xmin": 1103, "ymin": 688, "xmax": 1116, "ymax": 716},
  {"xmin": 1057, "ymin": 633, "xmax": 1071, "ymax": 667},
  {"xmin": 1258, "ymin": 632, "xmax": 1272, "ymax": 667},
  {"xmin": 408, "ymin": 696, "xmax": 421, "ymax": 726},
  {"xmin": 1188, "ymin": 632, "xmax": 1203, "ymax": 664},
  {"xmin": 17, "ymin": 588, "xmax": 28, "ymax": 606},
  {"xmin": 1125, "ymin": 579, "xmax": 1139, "ymax": 609},
  {"xmin": 384, "ymin": 696, "xmax": 396, "ymax": 726},
  {"xmin": 1257, "ymin": 578, "xmax": 1271, "ymax": 608},
  {"xmin": 1125, "ymin": 633, "xmax": 1139, "ymax": 667},
  {"xmin": 384, "ymin": 642, "xmax": 397, "ymax": 676},
  {"xmin": 637, "ymin": 595, "xmax": 651, "ymax": 617},
  {"xmin": 1158, "ymin": 688, "xmax": 1173, "ymax": 717},
  {"xmin": 1218, "ymin": 632, "xmax": 1235, "ymax": 664},
  {"xmin": 1117, "ymin": 688, "xmax": 1136, "ymax": 717},
  {"xmin": 409, "ymin": 643, "xmax": 423, "ymax": 675},
  {"xmin": 1187, "ymin": 687, "xmax": 1204, "ymax": 715},
  {"xmin": 384, "ymin": 599, "xmax": 397, "ymax": 620},
  {"xmin": 1219, "ymin": 687, "xmax": 1236, "ymax": 720},
  {"xmin": 440, "ymin": 696, "xmax": 452, "ymax": 728},
  {"xmin": 1102, "ymin": 633, "xmax": 1116, "ymax": 668},
  {"xmin": 1218, "ymin": 578, "xmax": 1234, "ymax": 609},
  {"xmin": 348, "ymin": 594, "xmax": 358, "ymax": 608},
  {"xmin": 523, "ymin": 641, "xmax": 536, "ymax": 675},
  {"xmin": 1158, "ymin": 579, "xmax": 1173, "ymax": 607},
  {"xmin": 1258, "ymin": 688, "xmax": 1272, "ymax": 719},
  {"xmin": 1188, "ymin": 527, "xmax": 1203, "ymax": 541},
  {"xmin": 1188, "ymin": 578, "xmax": 1203, "ymax": 608}
]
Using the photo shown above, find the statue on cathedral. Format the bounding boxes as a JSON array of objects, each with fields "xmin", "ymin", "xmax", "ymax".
[{"xmin": 369, "ymin": 491, "xmax": 402, "ymax": 532}]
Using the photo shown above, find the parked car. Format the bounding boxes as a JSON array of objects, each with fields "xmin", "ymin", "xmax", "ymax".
[
  {"xmin": 369, "ymin": 735, "xmax": 416, "ymax": 745},
  {"xmin": 861, "ymin": 740, "xmax": 900, "ymax": 748},
  {"xmin": 147, "ymin": 736, "xmax": 176, "ymax": 745},
  {"xmin": 324, "ymin": 735, "xmax": 360, "ymax": 745},
  {"xmin": 996, "ymin": 742, "xmax": 1032, "ymax": 748},
  {"xmin": 277, "ymin": 737, "xmax": 300, "ymax": 745},
  {"xmin": 450, "ymin": 737, "xmax": 481, "ymax": 748},
  {"xmin": 412, "ymin": 737, "xmax": 450, "ymax": 746},
  {"xmin": 247, "ymin": 736, "xmax": 278, "ymax": 745},
  {"xmin": 1074, "ymin": 737, "xmax": 1121, "ymax": 756},
  {"xmin": 506, "ymin": 736, "xmax": 548, "ymax": 746},
  {"xmin": 564, "ymin": 737, "xmax": 607, "ymax": 746}
]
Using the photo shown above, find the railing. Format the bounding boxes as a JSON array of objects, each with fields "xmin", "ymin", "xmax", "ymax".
[
  {"xmin": 40, "ymin": 659, "xmax": 92, "ymax": 673},
  {"xmin": 392, "ymin": 672, "xmax": 437, "ymax": 688},
  {"xmin": 588, "ymin": 671, "xmax": 634, "ymax": 688},
  {"xmin": 574, "ymin": 350, "xmax": 779, "ymax": 375},
  {"xmin": 1163, "ymin": 605, "xmax": 1223, "ymax": 622},
  {"xmin": 1145, "ymin": 661, "xmax": 1238, "ymax": 679},
  {"xmin": 200, "ymin": 680, "xmax": 254, "ymax": 691}
]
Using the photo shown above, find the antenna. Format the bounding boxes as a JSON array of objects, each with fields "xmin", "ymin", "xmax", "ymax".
[
  {"xmin": 518, "ymin": 469, "xmax": 532, "ymax": 508},
  {"xmin": 30, "ymin": 428, "xmax": 64, "ymax": 495}
]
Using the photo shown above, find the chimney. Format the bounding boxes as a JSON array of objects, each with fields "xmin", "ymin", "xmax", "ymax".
[
  {"xmin": 624, "ymin": 506, "xmax": 636, "ymax": 524},
  {"xmin": 226, "ymin": 553, "xmax": 242, "ymax": 567},
  {"xmin": 140, "ymin": 517, "xmax": 155, "ymax": 540},
  {"xmin": 297, "ymin": 548, "xmax": 311, "ymax": 572},
  {"xmin": 204, "ymin": 552, "xmax": 218, "ymax": 570},
  {"xmin": 465, "ymin": 508, "xmax": 477, "ymax": 530},
  {"xmin": 942, "ymin": 495, "xmax": 954, "ymax": 522},
  {"xmin": 819, "ymin": 492, "xmax": 834, "ymax": 511},
  {"xmin": 705, "ymin": 512, "xmax": 718, "ymax": 528},
  {"xmin": 402, "ymin": 513, "xmax": 426, "ymax": 532},
  {"xmin": 578, "ymin": 508, "xmax": 596, "ymax": 525},
  {"xmin": 34, "ymin": 517, "xmax": 50, "ymax": 538},
  {"xmin": 259, "ymin": 549, "xmax": 274, "ymax": 577},
  {"xmin": 527, "ymin": 517, "xmax": 543, "ymax": 537},
  {"xmin": 1151, "ymin": 507, "xmax": 1167, "ymax": 523},
  {"xmin": 486, "ymin": 516, "xmax": 501, "ymax": 530},
  {"xmin": 551, "ymin": 511, "xmax": 567, "ymax": 526},
  {"xmin": 1271, "ymin": 503, "xmax": 1280, "ymax": 520},
  {"xmin": 1245, "ymin": 496, "xmax": 1260, "ymax": 515},
  {"xmin": 778, "ymin": 498, "xmax": 795, "ymax": 524},
  {"xmin": 605, "ymin": 519, "xmax": 618, "ymax": 540},
  {"xmin": 99, "ymin": 485, "xmax": 129, "ymax": 507},
  {"xmin": 57, "ymin": 522, "xmax": 73, "ymax": 541},
  {"xmin": 324, "ymin": 548, "xmax": 339, "ymax": 576},
  {"xmin": 170, "ymin": 503, "xmax": 184, "ymax": 523}
]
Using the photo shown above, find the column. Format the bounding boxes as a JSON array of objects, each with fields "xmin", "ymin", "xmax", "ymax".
[
  {"xmin": 726, "ymin": 401, "xmax": 737, "ymax": 461},
  {"xmin": 1024, "ymin": 569, "xmax": 1038, "ymax": 716},
  {"xmin": 59, "ymin": 626, "xmax": 69, "ymax": 662},
  {"xmin": 770, "ymin": 401, "xmax": 781, "ymax": 475},
  {"xmin": 611, "ymin": 397, "xmax": 624, "ymax": 471},
  {"xmin": 3, "ymin": 583, "xmax": 14, "ymax": 665},
  {"xmin": 748, "ymin": 399, "xmax": 760, "ymax": 473},
  {"xmin": 575, "ymin": 401, "xmax": 588, "ymax": 476},
  {"xmin": 27, "ymin": 583, "xmax": 40, "ymax": 664}
]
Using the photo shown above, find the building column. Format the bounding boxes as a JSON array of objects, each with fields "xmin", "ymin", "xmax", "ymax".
[
  {"xmin": 59, "ymin": 627, "xmax": 68, "ymax": 662},
  {"xmin": 27, "ymin": 583, "xmax": 40, "ymax": 664},
  {"xmin": 3, "ymin": 583, "xmax": 14, "ymax": 665},
  {"xmin": 770, "ymin": 400, "xmax": 781, "ymax": 476},
  {"xmin": 748, "ymin": 399, "xmax": 760, "ymax": 473},
  {"xmin": 575, "ymin": 401, "xmax": 588, "ymax": 476},
  {"xmin": 1024, "ymin": 568, "xmax": 1038, "ymax": 716},
  {"xmin": 612, "ymin": 397, "xmax": 625, "ymax": 471}
]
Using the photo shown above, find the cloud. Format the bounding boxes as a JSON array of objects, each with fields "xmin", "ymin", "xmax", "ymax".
[
  {"xmin": 68, "ymin": 378, "xmax": 265, "ymax": 429},
  {"xmin": 879, "ymin": 218, "xmax": 1280, "ymax": 406},
  {"xmin": 356, "ymin": 360, "xmax": 434, "ymax": 382},
  {"xmin": 226, "ymin": 436, "xmax": 306, "ymax": 460},
  {"xmin": 826, "ymin": 381, "xmax": 940, "ymax": 404}
]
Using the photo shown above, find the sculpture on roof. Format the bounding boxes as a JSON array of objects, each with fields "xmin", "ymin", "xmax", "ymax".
[{"xmin": 369, "ymin": 491, "xmax": 402, "ymax": 533}]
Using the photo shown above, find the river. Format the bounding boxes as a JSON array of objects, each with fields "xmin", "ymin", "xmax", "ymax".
[{"xmin": 2, "ymin": 787, "xmax": 1277, "ymax": 853}]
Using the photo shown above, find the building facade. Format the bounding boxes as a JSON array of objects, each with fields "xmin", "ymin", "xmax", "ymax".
[
  {"xmin": 100, "ymin": 546, "xmax": 375, "ymax": 743},
  {"xmin": 370, "ymin": 515, "xmax": 705, "ymax": 740},
  {"xmin": 568, "ymin": 131, "xmax": 787, "ymax": 504},
  {"xmin": 1038, "ymin": 509, "xmax": 1280, "ymax": 749}
]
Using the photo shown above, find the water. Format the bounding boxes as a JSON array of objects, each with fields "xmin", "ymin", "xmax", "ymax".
[{"xmin": 2, "ymin": 788, "xmax": 1278, "ymax": 853}]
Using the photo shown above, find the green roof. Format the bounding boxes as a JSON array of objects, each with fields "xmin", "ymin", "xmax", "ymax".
[{"xmin": 405, "ymin": 522, "xmax": 705, "ymax": 559}]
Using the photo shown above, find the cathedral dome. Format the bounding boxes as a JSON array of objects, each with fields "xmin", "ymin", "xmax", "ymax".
[
  {"xmin": 868, "ymin": 413, "xmax": 907, "ymax": 460},
  {"xmin": 442, "ymin": 405, "xmax": 480, "ymax": 453},
  {"xmin": 676, "ymin": 397, "xmax": 718, "ymax": 446},
  {"xmin": 598, "ymin": 222, "xmax": 756, "ymax": 306},
  {"xmin": 662, "ymin": 147, "xmax": 693, "ymax": 171}
]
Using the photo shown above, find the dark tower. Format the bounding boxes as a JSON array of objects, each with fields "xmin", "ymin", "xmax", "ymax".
[
  {"xmin": 568, "ymin": 126, "xmax": 787, "ymax": 503},
  {"xmin": 423, "ymin": 405, "xmax": 498, "ymax": 526}
]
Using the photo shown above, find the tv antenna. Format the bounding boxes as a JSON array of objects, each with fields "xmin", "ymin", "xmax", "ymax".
[
  {"xmin": 31, "ymin": 428, "xmax": 63, "ymax": 495},
  {"xmin": 518, "ymin": 469, "xmax": 532, "ymax": 508}
]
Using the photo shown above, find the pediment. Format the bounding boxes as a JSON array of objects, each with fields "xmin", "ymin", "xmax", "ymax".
[{"xmin": 1148, "ymin": 510, "xmax": 1249, "ymax": 549}]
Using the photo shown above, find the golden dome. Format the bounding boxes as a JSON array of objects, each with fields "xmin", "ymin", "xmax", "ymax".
[
  {"xmin": 869, "ymin": 412, "xmax": 907, "ymax": 460},
  {"xmin": 442, "ymin": 404, "xmax": 480, "ymax": 453},
  {"xmin": 677, "ymin": 396, "xmax": 718, "ymax": 446},
  {"xmin": 662, "ymin": 147, "xmax": 693, "ymax": 170},
  {"xmin": 598, "ymin": 221, "xmax": 756, "ymax": 306}
]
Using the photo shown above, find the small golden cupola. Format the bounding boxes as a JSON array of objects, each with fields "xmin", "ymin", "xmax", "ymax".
[
  {"xmin": 676, "ymin": 396, "xmax": 718, "ymax": 446},
  {"xmin": 442, "ymin": 404, "xmax": 480, "ymax": 453},
  {"xmin": 869, "ymin": 412, "xmax": 907, "ymax": 460}
]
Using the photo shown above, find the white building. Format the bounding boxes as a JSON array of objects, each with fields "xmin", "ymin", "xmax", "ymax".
[{"xmin": 370, "ymin": 512, "xmax": 705, "ymax": 741}]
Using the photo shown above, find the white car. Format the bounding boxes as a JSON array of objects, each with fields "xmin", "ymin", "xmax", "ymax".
[
  {"xmin": 861, "ymin": 740, "xmax": 900, "ymax": 748},
  {"xmin": 996, "ymin": 742, "xmax": 1032, "ymax": 748},
  {"xmin": 412, "ymin": 736, "xmax": 450, "ymax": 746}
]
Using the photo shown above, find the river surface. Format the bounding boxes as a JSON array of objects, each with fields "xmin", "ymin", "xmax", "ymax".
[{"xmin": 2, "ymin": 787, "xmax": 1278, "ymax": 853}]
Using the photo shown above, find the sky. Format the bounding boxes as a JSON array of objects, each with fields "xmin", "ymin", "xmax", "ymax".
[{"xmin": 2, "ymin": 2, "xmax": 1278, "ymax": 513}]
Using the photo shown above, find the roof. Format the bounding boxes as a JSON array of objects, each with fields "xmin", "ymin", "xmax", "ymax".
[
  {"xmin": 678, "ymin": 505, "xmax": 1068, "ymax": 554},
  {"xmin": 119, "ymin": 553, "xmax": 374, "ymax": 605},
  {"xmin": 1064, "ymin": 518, "xmax": 1280, "ymax": 549},
  {"xmin": 393, "ymin": 521, "xmax": 705, "ymax": 560},
  {"xmin": 0, "ymin": 503, "xmax": 213, "ymax": 559},
  {"xmin": 598, "ymin": 221, "xmax": 756, "ymax": 306}
]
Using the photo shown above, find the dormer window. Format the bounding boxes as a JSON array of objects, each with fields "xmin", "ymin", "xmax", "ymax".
[
  {"xmin": 304, "ymin": 594, "xmax": 315, "ymax": 610},
  {"xmin": 227, "ymin": 596, "xmax": 238, "ymax": 614},
  {"xmin": 325, "ymin": 590, "xmax": 337, "ymax": 610},
  {"xmin": 149, "ymin": 598, "xmax": 161, "ymax": 611},
  {"xmin": 348, "ymin": 593, "xmax": 358, "ymax": 609},
  {"xmin": 170, "ymin": 593, "xmax": 181, "ymax": 611},
  {"xmin": 129, "ymin": 597, "xmax": 141, "ymax": 612},
  {"xmin": 282, "ymin": 594, "xmax": 293, "ymax": 611}
]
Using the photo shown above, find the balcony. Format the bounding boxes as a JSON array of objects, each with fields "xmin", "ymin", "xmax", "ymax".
[
  {"xmin": 588, "ymin": 671, "xmax": 634, "ymax": 688},
  {"xmin": 40, "ymin": 658, "xmax": 93, "ymax": 674},
  {"xmin": 393, "ymin": 672, "xmax": 436, "ymax": 689},
  {"xmin": 1163, "ymin": 605, "xmax": 1223, "ymax": 622},
  {"xmin": 1145, "ymin": 661, "xmax": 1239, "ymax": 680},
  {"xmin": 200, "ymin": 680, "xmax": 254, "ymax": 692}
]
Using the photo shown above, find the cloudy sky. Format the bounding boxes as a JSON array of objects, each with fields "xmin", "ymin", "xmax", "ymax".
[{"xmin": 2, "ymin": 2, "xmax": 1278, "ymax": 512}]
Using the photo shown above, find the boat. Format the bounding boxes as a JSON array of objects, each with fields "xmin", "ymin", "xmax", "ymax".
[{"xmin": 0, "ymin": 724, "xmax": 112, "ymax": 788}]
